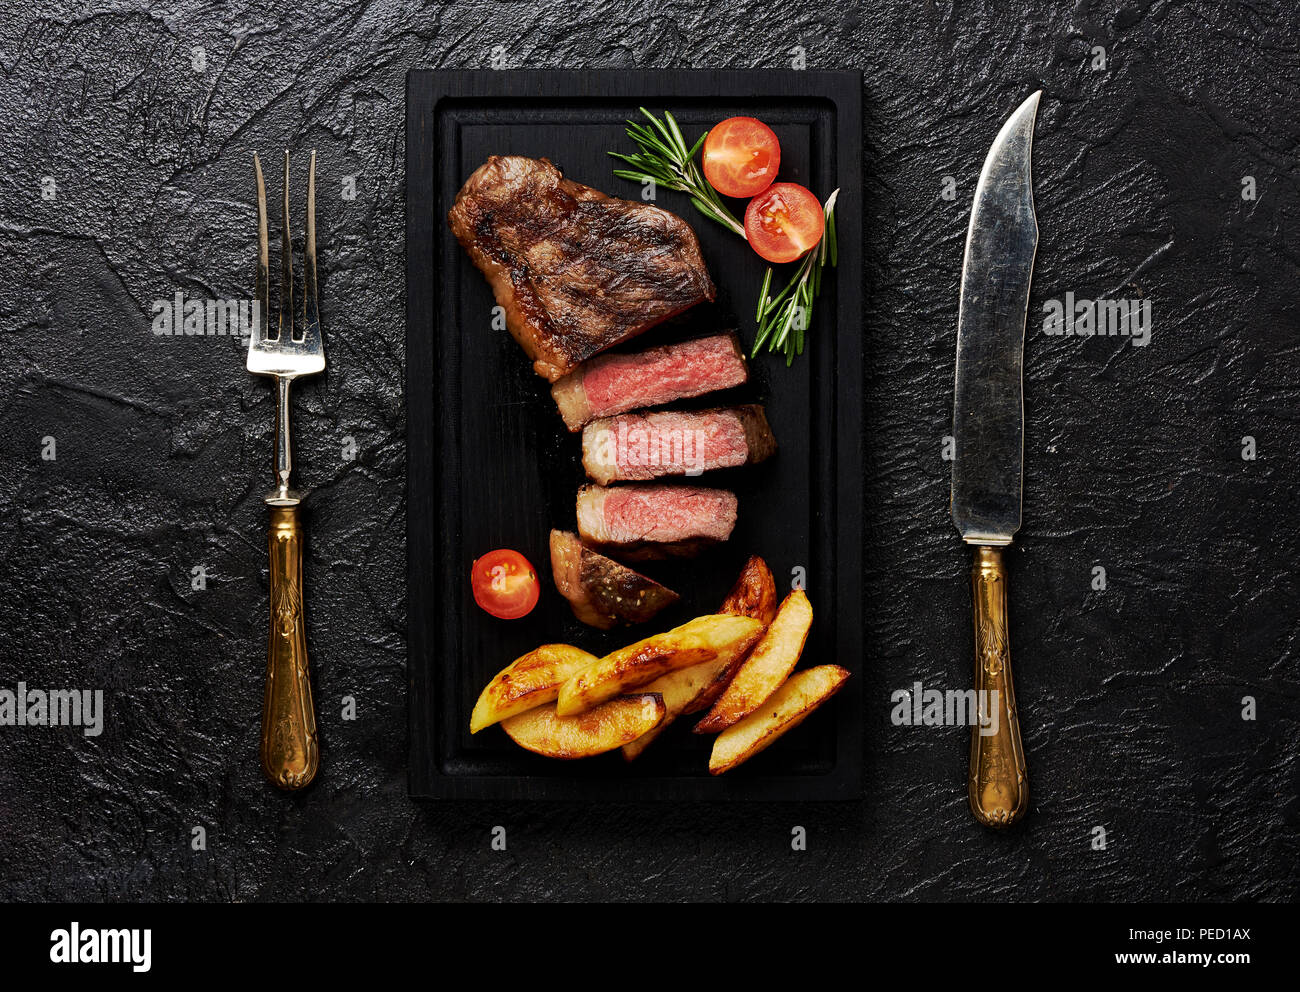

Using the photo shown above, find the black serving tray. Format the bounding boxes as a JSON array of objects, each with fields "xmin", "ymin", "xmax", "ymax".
[{"xmin": 406, "ymin": 70, "xmax": 863, "ymax": 800}]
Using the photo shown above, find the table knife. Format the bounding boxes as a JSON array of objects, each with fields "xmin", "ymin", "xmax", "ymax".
[{"xmin": 951, "ymin": 91, "xmax": 1041, "ymax": 828}]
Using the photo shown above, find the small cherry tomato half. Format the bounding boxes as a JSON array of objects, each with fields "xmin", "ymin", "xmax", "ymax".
[
  {"xmin": 743, "ymin": 183, "xmax": 826, "ymax": 264},
  {"xmin": 470, "ymin": 549, "xmax": 540, "ymax": 620},
  {"xmin": 702, "ymin": 117, "xmax": 781, "ymax": 199}
]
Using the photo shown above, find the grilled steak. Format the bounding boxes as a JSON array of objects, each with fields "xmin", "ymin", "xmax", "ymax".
[
  {"xmin": 549, "ymin": 530, "xmax": 680, "ymax": 629},
  {"xmin": 581, "ymin": 404, "xmax": 777, "ymax": 485},
  {"xmin": 447, "ymin": 156, "xmax": 716, "ymax": 382},
  {"xmin": 551, "ymin": 332, "xmax": 749, "ymax": 431},
  {"xmin": 576, "ymin": 484, "xmax": 737, "ymax": 560}
]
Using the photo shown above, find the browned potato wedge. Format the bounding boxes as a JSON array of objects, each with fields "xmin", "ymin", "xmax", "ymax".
[
  {"xmin": 503, "ymin": 694, "xmax": 666, "ymax": 759},
  {"xmin": 684, "ymin": 663, "xmax": 739, "ymax": 715},
  {"xmin": 621, "ymin": 656, "xmax": 733, "ymax": 761},
  {"xmin": 708, "ymin": 665, "xmax": 849, "ymax": 775},
  {"xmin": 695, "ymin": 590, "xmax": 813, "ymax": 734},
  {"xmin": 469, "ymin": 644, "xmax": 597, "ymax": 733},
  {"xmin": 718, "ymin": 555, "xmax": 778, "ymax": 625},
  {"xmin": 685, "ymin": 556, "xmax": 780, "ymax": 715},
  {"xmin": 556, "ymin": 614, "xmax": 764, "ymax": 717}
]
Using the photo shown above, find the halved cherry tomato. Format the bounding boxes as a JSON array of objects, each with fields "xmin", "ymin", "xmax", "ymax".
[
  {"xmin": 471, "ymin": 549, "xmax": 540, "ymax": 620},
  {"xmin": 702, "ymin": 117, "xmax": 781, "ymax": 199},
  {"xmin": 743, "ymin": 183, "xmax": 825, "ymax": 264}
]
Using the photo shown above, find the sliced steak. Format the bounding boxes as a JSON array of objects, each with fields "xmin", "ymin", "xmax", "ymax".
[
  {"xmin": 576, "ymin": 484, "xmax": 737, "ymax": 560},
  {"xmin": 447, "ymin": 156, "xmax": 716, "ymax": 382},
  {"xmin": 581, "ymin": 404, "xmax": 777, "ymax": 485},
  {"xmin": 549, "ymin": 530, "xmax": 680, "ymax": 629},
  {"xmin": 551, "ymin": 331, "xmax": 749, "ymax": 431}
]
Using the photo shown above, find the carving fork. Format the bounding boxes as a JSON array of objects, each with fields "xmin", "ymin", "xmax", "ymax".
[{"xmin": 248, "ymin": 150, "xmax": 323, "ymax": 790}]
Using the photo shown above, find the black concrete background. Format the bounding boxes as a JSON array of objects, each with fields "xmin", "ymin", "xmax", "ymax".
[{"xmin": 0, "ymin": 1, "xmax": 1296, "ymax": 902}]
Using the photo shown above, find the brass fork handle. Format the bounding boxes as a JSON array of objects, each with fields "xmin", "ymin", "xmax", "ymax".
[
  {"xmin": 260, "ymin": 504, "xmax": 319, "ymax": 790},
  {"xmin": 968, "ymin": 545, "xmax": 1027, "ymax": 827}
]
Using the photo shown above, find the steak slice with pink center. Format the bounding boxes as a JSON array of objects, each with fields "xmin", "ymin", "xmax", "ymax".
[
  {"xmin": 581, "ymin": 404, "xmax": 777, "ymax": 485},
  {"xmin": 551, "ymin": 332, "xmax": 749, "ymax": 431},
  {"xmin": 576, "ymin": 484, "xmax": 737, "ymax": 560}
]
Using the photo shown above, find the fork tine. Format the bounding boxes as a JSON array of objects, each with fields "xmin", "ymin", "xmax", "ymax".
[
  {"xmin": 252, "ymin": 153, "xmax": 269, "ymax": 348},
  {"xmin": 281, "ymin": 149, "xmax": 293, "ymax": 342},
  {"xmin": 301, "ymin": 149, "xmax": 321, "ymax": 350}
]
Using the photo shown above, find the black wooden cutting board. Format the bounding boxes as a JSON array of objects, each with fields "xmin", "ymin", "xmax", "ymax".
[{"xmin": 406, "ymin": 69, "xmax": 862, "ymax": 799}]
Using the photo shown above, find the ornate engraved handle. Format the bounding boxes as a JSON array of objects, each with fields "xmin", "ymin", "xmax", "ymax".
[
  {"xmin": 260, "ymin": 504, "xmax": 319, "ymax": 790},
  {"xmin": 968, "ymin": 545, "xmax": 1027, "ymax": 827}
]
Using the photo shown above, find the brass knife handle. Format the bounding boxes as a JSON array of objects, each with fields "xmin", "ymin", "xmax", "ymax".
[
  {"xmin": 260, "ymin": 504, "xmax": 319, "ymax": 790},
  {"xmin": 968, "ymin": 545, "xmax": 1027, "ymax": 827}
]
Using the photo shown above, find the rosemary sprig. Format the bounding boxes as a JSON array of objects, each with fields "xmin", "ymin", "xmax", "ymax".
[
  {"xmin": 751, "ymin": 189, "xmax": 840, "ymax": 365},
  {"xmin": 609, "ymin": 109, "xmax": 745, "ymax": 237}
]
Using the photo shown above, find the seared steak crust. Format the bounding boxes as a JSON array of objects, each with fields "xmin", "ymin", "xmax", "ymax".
[
  {"xmin": 549, "ymin": 530, "xmax": 679, "ymax": 629},
  {"xmin": 448, "ymin": 156, "xmax": 716, "ymax": 382}
]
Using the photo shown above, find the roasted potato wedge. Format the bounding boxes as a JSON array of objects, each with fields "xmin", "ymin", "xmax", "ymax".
[
  {"xmin": 621, "ymin": 655, "xmax": 734, "ymax": 761},
  {"xmin": 695, "ymin": 590, "xmax": 813, "ymax": 734},
  {"xmin": 469, "ymin": 644, "xmax": 597, "ymax": 733},
  {"xmin": 684, "ymin": 663, "xmax": 739, "ymax": 715},
  {"xmin": 556, "ymin": 614, "xmax": 764, "ymax": 717},
  {"xmin": 684, "ymin": 555, "xmax": 779, "ymax": 715},
  {"xmin": 503, "ymin": 694, "xmax": 666, "ymax": 759},
  {"xmin": 708, "ymin": 665, "xmax": 850, "ymax": 775},
  {"xmin": 718, "ymin": 555, "xmax": 778, "ymax": 625}
]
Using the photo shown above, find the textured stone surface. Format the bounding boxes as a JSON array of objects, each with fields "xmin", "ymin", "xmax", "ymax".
[{"xmin": 0, "ymin": 1, "xmax": 1297, "ymax": 901}]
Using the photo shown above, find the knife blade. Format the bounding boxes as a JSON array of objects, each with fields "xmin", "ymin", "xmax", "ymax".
[{"xmin": 951, "ymin": 90, "xmax": 1041, "ymax": 828}]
